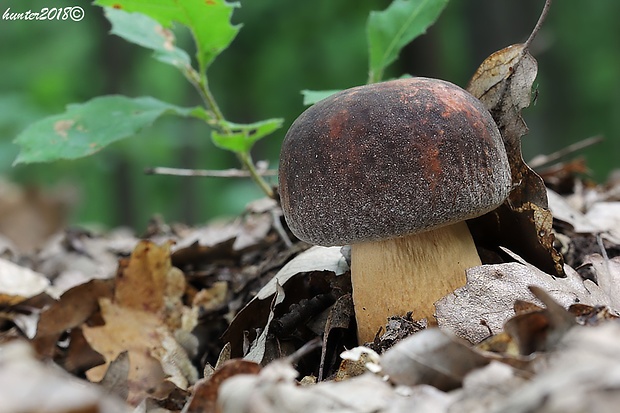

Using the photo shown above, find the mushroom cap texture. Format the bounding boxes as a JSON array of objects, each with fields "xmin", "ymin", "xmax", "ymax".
[{"xmin": 278, "ymin": 77, "xmax": 511, "ymax": 246}]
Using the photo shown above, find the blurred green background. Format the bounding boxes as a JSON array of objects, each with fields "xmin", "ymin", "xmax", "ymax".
[{"xmin": 1, "ymin": 0, "xmax": 618, "ymax": 231}]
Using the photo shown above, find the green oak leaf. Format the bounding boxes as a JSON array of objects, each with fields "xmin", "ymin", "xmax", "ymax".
[
  {"xmin": 300, "ymin": 89, "xmax": 342, "ymax": 106},
  {"xmin": 13, "ymin": 96, "xmax": 206, "ymax": 164},
  {"xmin": 367, "ymin": 0, "xmax": 448, "ymax": 83},
  {"xmin": 211, "ymin": 118, "xmax": 283, "ymax": 153},
  {"xmin": 95, "ymin": 0, "xmax": 240, "ymax": 73},
  {"xmin": 103, "ymin": 7, "xmax": 191, "ymax": 72}
]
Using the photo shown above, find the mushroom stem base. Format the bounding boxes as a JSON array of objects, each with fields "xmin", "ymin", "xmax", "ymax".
[{"xmin": 350, "ymin": 221, "xmax": 481, "ymax": 343}]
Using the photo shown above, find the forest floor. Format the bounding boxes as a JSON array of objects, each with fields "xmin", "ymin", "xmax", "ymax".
[{"xmin": 0, "ymin": 162, "xmax": 619, "ymax": 413}]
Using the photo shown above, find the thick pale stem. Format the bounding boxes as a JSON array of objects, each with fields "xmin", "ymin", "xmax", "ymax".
[{"xmin": 350, "ymin": 221, "xmax": 481, "ymax": 343}]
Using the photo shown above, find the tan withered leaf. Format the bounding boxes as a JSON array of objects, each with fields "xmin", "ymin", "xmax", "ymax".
[
  {"xmin": 467, "ymin": 43, "xmax": 564, "ymax": 277},
  {"xmin": 0, "ymin": 340, "xmax": 130, "ymax": 413},
  {"xmin": 184, "ymin": 359, "xmax": 261, "ymax": 413},
  {"xmin": 83, "ymin": 298, "xmax": 194, "ymax": 404},
  {"xmin": 115, "ymin": 240, "xmax": 186, "ymax": 331},
  {"xmin": 82, "ymin": 241, "xmax": 198, "ymax": 406},
  {"xmin": 33, "ymin": 279, "xmax": 113, "ymax": 358},
  {"xmin": 380, "ymin": 328, "xmax": 489, "ymax": 391}
]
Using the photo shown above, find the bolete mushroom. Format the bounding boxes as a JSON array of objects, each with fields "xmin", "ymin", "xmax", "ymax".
[{"xmin": 278, "ymin": 77, "xmax": 511, "ymax": 343}]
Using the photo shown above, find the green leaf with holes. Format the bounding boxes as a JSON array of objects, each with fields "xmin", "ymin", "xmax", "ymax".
[
  {"xmin": 13, "ymin": 95, "xmax": 207, "ymax": 164},
  {"xmin": 96, "ymin": 0, "xmax": 240, "ymax": 72},
  {"xmin": 103, "ymin": 7, "xmax": 191, "ymax": 72}
]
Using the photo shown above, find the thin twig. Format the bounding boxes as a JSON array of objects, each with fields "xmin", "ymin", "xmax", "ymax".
[
  {"xmin": 145, "ymin": 166, "xmax": 278, "ymax": 178},
  {"xmin": 285, "ymin": 336, "xmax": 322, "ymax": 366},
  {"xmin": 524, "ymin": 0, "xmax": 553, "ymax": 51},
  {"xmin": 597, "ymin": 233, "xmax": 610, "ymax": 261},
  {"xmin": 528, "ymin": 135, "xmax": 604, "ymax": 169},
  {"xmin": 271, "ymin": 209, "xmax": 293, "ymax": 248}
]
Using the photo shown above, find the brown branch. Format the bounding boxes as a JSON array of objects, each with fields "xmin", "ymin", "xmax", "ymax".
[
  {"xmin": 145, "ymin": 166, "xmax": 278, "ymax": 178},
  {"xmin": 528, "ymin": 135, "xmax": 604, "ymax": 169},
  {"xmin": 524, "ymin": 0, "xmax": 553, "ymax": 51}
]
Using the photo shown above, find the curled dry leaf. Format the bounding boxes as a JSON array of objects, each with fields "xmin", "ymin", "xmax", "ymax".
[
  {"xmin": 436, "ymin": 257, "xmax": 606, "ymax": 344},
  {"xmin": 222, "ymin": 246, "xmax": 349, "ymax": 359},
  {"xmin": 216, "ymin": 358, "xmax": 430, "ymax": 413},
  {"xmin": 491, "ymin": 322, "xmax": 620, "ymax": 413},
  {"xmin": 502, "ymin": 286, "xmax": 577, "ymax": 355},
  {"xmin": 183, "ymin": 359, "xmax": 261, "ymax": 413},
  {"xmin": 467, "ymin": 43, "xmax": 564, "ymax": 277},
  {"xmin": 32, "ymin": 279, "xmax": 113, "ymax": 358},
  {"xmin": 0, "ymin": 340, "xmax": 130, "ymax": 413},
  {"xmin": 547, "ymin": 189, "xmax": 620, "ymax": 244},
  {"xmin": 82, "ymin": 240, "xmax": 198, "ymax": 405},
  {"xmin": 380, "ymin": 328, "xmax": 489, "ymax": 391},
  {"xmin": 0, "ymin": 257, "xmax": 50, "ymax": 305},
  {"xmin": 579, "ymin": 254, "xmax": 620, "ymax": 310}
]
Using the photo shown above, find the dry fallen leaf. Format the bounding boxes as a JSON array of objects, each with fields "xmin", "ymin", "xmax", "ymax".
[
  {"xmin": 83, "ymin": 299, "xmax": 192, "ymax": 403},
  {"xmin": 0, "ymin": 340, "xmax": 129, "ymax": 413},
  {"xmin": 0, "ymin": 257, "xmax": 50, "ymax": 305},
  {"xmin": 547, "ymin": 189, "xmax": 620, "ymax": 244},
  {"xmin": 380, "ymin": 328, "xmax": 489, "ymax": 391},
  {"xmin": 223, "ymin": 246, "xmax": 349, "ymax": 360},
  {"xmin": 489, "ymin": 322, "xmax": 620, "ymax": 413},
  {"xmin": 32, "ymin": 279, "xmax": 113, "ymax": 358},
  {"xmin": 467, "ymin": 40, "xmax": 564, "ymax": 277},
  {"xmin": 184, "ymin": 359, "xmax": 261, "ymax": 413},
  {"xmin": 579, "ymin": 254, "xmax": 620, "ymax": 310},
  {"xmin": 0, "ymin": 178, "xmax": 75, "ymax": 254},
  {"xmin": 435, "ymin": 256, "xmax": 605, "ymax": 344},
  {"xmin": 216, "ymin": 358, "xmax": 432, "ymax": 413},
  {"xmin": 82, "ymin": 241, "xmax": 198, "ymax": 405}
]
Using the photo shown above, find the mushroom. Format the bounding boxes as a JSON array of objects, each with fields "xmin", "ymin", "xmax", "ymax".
[{"xmin": 278, "ymin": 77, "xmax": 511, "ymax": 343}]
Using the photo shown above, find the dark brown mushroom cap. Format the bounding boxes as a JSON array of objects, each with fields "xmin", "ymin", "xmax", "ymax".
[{"xmin": 278, "ymin": 77, "xmax": 511, "ymax": 246}]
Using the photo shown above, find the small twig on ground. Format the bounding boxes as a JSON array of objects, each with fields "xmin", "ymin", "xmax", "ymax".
[
  {"xmin": 271, "ymin": 209, "xmax": 294, "ymax": 248},
  {"xmin": 529, "ymin": 135, "xmax": 604, "ymax": 169},
  {"xmin": 285, "ymin": 336, "xmax": 322, "ymax": 366}
]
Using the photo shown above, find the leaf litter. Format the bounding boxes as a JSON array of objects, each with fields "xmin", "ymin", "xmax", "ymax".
[{"xmin": 2, "ymin": 1, "xmax": 620, "ymax": 412}]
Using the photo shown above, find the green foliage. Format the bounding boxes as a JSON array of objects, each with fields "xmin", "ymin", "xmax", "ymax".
[
  {"xmin": 13, "ymin": 0, "xmax": 282, "ymax": 197},
  {"xmin": 367, "ymin": 0, "xmax": 448, "ymax": 83},
  {"xmin": 212, "ymin": 119, "xmax": 283, "ymax": 154},
  {"xmin": 302, "ymin": 0, "xmax": 449, "ymax": 105},
  {"xmin": 301, "ymin": 90, "xmax": 342, "ymax": 106},
  {"xmin": 13, "ymin": 96, "xmax": 204, "ymax": 164},
  {"xmin": 103, "ymin": 7, "xmax": 191, "ymax": 72},
  {"xmin": 96, "ymin": 0, "xmax": 240, "ymax": 73}
]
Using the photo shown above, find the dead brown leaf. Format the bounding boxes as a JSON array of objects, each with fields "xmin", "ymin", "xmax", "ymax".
[
  {"xmin": 380, "ymin": 329, "xmax": 489, "ymax": 391},
  {"xmin": 492, "ymin": 322, "xmax": 620, "ymax": 413},
  {"xmin": 33, "ymin": 279, "xmax": 113, "ymax": 358},
  {"xmin": 0, "ymin": 258, "xmax": 50, "ymax": 306},
  {"xmin": 467, "ymin": 42, "xmax": 564, "ymax": 277},
  {"xmin": 0, "ymin": 340, "xmax": 129, "ymax": 413},
  {"xmin": 435, "ymin": 256, "xmax": 604, "ymax": 344},
  {"xmin": 184, "ymin": 359, "xmax": 261, "ymax": 413},
  {"xmin": 115, "ymin": 240, "xmax": 186, "ymax": 330},
  {"xmin": 83, "ymin": 298, "xmax": 194, "ymax": 404},
  {"xmin": 216, "ymin": 359, "xmax": 429, "ymax": 413},
  {"xmin": 223, "ymin": 246, "xmax": 349, "ymax": 360},
  {"xmin": 81, "ymin": 241, "xmax": 198, "ymax": 405}
]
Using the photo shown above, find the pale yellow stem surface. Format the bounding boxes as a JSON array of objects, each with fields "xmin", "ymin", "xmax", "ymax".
[{"xmin": 350, "ymin": 221, "xmax": 481, "ymax": 343}]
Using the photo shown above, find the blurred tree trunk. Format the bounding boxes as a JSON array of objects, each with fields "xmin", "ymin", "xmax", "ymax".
[{"xmin": 95, "ymin": 10, "xmax": 138, "ymax": 227}]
